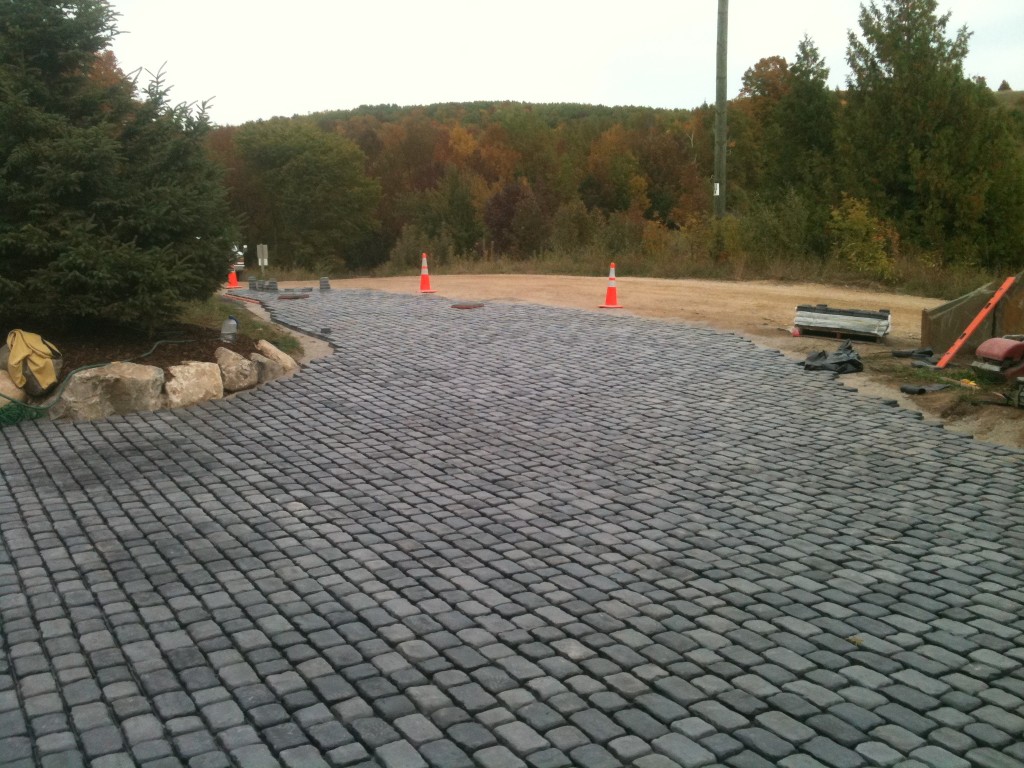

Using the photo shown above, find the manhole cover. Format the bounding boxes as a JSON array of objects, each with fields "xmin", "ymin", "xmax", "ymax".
[{"xmin": 451, "ymin": 303, "xmax": 484, "ymax": 310}]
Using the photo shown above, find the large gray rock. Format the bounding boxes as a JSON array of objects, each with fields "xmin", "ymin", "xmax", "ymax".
[
  {"xmin": 0, "ymin": 370, "xmax": 26, "ymax": 404},
  {"xmin": 165, "ymin": 361, "xmax": 224, "ymax": 409},
  {"xmin": 249, "ymin": 352, "xmax": 287, "ymax": 384},
  {"xmin": 50, "ymin": 362, "xmax": 164, "ymax": 421},
  {"xmin": 256, "ymin": 340, "xmax": 298, "ymax": 373},
  {"xmin": 215, "ymin": 347, "xmax": 258, "ymax": 392}
]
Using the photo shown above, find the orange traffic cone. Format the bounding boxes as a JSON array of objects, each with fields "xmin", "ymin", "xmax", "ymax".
[
  {"xmin": 227, "ymin": 270, "xmax": 239, "ymax": 288},
  {"xmin": 419, "ymin": 252, "xmax": 437, "ymax": 294},
  {"xmin": 599, "ymin": 262, "xmax": 623, "ymax": 308}
]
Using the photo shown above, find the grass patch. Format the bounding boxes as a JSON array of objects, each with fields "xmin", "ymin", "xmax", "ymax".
[
  {"xmin": 858, "ymin": 346, "xmax": 1011, "ymax": 407},
  {"xmin": 180, "ymin": 296, "xmax": 303, "ymax": 357}
]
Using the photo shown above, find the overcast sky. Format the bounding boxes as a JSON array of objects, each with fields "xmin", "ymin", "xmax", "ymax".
[{"xmin": 107, "ymin": 1, "xmax": 1024, "ymax": 126}]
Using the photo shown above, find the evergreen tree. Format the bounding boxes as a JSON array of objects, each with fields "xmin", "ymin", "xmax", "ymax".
[
  {"xmin": 0, "ymin": 0, "xmax": 238, "ymax": 333},
  {"xmin": 841, "ymin": 0, "xmax": 1024, "ymax": 266},
  {"xmin": 772, "ymin": 38, "xmax": 836, "ymax": 191}
]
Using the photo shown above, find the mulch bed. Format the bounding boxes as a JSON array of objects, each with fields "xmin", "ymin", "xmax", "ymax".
[{"xmin": 43, "ymin": 323, "xmax": 258, "ymax": 379}]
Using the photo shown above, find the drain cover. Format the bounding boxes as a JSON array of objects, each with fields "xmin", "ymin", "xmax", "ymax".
[{"xmin": 451, "ymin": 303, "xmax": 484, "ymax": 310}]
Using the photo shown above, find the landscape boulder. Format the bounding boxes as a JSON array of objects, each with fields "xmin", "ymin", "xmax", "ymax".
[
  {"xmin": 249, "ymin": 352, "xmax": 288, "ymax": 384},
  {"xmin": 215, "ymin": 347, "xmax": 259, "ymax": 392},
  {"xmin": 165, "ymin": 361, "xmax": 224, "ymax": 409},
  {"xmin": 50, "ymin": 362, "xmax": 164, "ymax": 421},
  {"xmin": 256, "ymin": 340, "xmax": 298, "ymax": 373},
  {"xmin": 0, "ymin": 371, "xmax": 26, "ymax": 404}
]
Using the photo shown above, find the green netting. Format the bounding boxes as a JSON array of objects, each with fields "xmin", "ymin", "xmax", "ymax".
[{"xmin": 0, "ymin": 398, "xmax": 46, "ymax": 427}]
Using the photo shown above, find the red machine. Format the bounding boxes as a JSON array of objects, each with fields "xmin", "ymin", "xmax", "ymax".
[{"xmin": 972, "ymin": 337, "xmax": 1024, "ymax": 381}]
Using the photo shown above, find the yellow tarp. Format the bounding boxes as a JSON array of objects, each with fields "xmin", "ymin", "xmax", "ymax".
[{"xmin": 6, "ymin": 330, "xmax": 61, "ymax": 394}]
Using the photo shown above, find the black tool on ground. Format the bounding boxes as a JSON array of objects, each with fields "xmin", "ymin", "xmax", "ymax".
[
  {"xmin": 899, "ymin": 383, "xmax": 950, "ymax": 395},
  {"xmin": 892, "ymin": 347, "xmax": 937, "ymax": 361},
  {"xmin": 801, "ymin": 339, "xmax": 863, "ymax": 374}
]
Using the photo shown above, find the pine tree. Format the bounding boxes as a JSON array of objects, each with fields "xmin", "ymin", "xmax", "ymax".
[
  {"xmin": 0, "ymin": 0, "xmax": 238, "ymax": 333},
  {"xmin": 841, "ymin": 0, "xmax": 1024, "ymax": 267}
]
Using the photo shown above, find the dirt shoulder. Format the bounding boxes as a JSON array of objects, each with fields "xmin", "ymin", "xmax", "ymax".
[{"xmin": 275, "ymin": 275, "xmax": 1024, "ymax": 450}]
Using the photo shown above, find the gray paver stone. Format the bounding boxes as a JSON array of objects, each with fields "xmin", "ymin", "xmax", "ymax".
[
  {"xmin": 778, "ymin": 756, "xmax": 830, "ymax": 768},
  {"xmin": 652, "ymin": 732, "xmax": 716, "ymax": 767},
  {"xmin": 420, "ymin": 739, "xmax": 473, "ymax": 768},
  {"xmin": 326, "ymin": 741, "xmax": 371, "ymax": 766},
  {"xmin": 690, "ymin": 700, "xmax": 749, "ymax": 731},
  {"xmin": 81, "ymin": 725, "xmax": 124, "ymax": 757},
  {"xmin": 545, "ymin": 724, "xmax": 588, "ymax": 752},
  {"xmin": 608, "ymin": 734, "xmax": 652, "ymax": 761},
  {"xmin": 965, "ymin": 722, "xmax": 1014, "ymax": 748},
  {"xmin": 350, "ymin": 717, "xmax": 401, "ymax": 748},
  {"xmin": 473, "ymin": 744, "xmax": 527, "ymax": 768},
  {"xmin": 525, "ymin": 748, "xmax": 571, "ymax": 768},
  {"xmin": 855, "ymin": 740, "xmax": 903, "ymax": 767},
  {"xmin": 756, "ymin": 710, "xmax": 815, "ymax": 743},
  {"xmin": 806, "ymin": 713, "xmax": 868, "ymax": 748},
  {"xmin": 122, "ymin": 714, "xmax": 163, "ymax": 745},
  {"xmin": 494, "ymin": 721, "xmax": 548, "ymax": 754},
  {"xmin": 280, "ymin": 744, "xmax": 330, "ymax": 768},
  {"xmin": 802, "ymin": 736, "xmax": 867, "ymax": 768},
  {"xmin": 448, "ymin": 722, "xmax": 498, "ymax": 752},
  {"xmin": 568, "ymin": 708, "xmax": 625, "ymax": 743},
  {"xmin": 964, "ymin": 747, "xmax": 1024, "ymax": 768},
  {"xmin": 909, "ymin": 745, "xmax": 969, "ymax": 768},
  {"xmin": 973, "ymin": 705, "xmax": 1024, "ymax": 735},
  {"xmin": 871, "ymin": 723, "xmax": 927, "ymax": 753},
  {"xmin": 634, "ymin": 756, "xmax": 691, "ymax": 768},
  {"xmin": 376, "ymin": 739, "xmax": 428, "ymax": 768},
  {"xmin": 734, "ymin": 727, "xmax": 796, "ymax": 760}
]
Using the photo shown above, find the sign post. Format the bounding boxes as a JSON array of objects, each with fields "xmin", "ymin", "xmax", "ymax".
[{"xmin": 257, "ymin": 243, "xmax": 268, "ymax": 279}]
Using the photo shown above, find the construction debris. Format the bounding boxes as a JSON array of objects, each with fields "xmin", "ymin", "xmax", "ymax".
[
  {"xmin": 899, "ymin": 383, "xmax": 950, "ymax": 395},
  {"xmin": 892, "ymin": 347, "xmax": 937, "ymax": 363},
  {"xmin": 793, "ymin": 304, "xmax": 891, "ymax": 341},
  {"xmin": 801, "ymin": 339, "xmax": 864, "ymax": 374}
]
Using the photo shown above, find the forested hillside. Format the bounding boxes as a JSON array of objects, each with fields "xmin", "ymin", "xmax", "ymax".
[{"xmin": 207, "ymin": 1, "xmax": 1024, "ymax": 293}]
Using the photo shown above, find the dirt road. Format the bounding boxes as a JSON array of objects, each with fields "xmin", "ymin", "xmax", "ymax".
[{"xmin": 277, "ymin": 274, "xmax": 1024, "ymax": 449}]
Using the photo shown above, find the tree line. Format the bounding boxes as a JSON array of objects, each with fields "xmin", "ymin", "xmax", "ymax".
[
  {"xmin": 210, "ymin": 0, "xmax": 1024, "ymax": 285},
  {"xmin": 3, "ymin": 1, "xmax": 1023, "ymax": 333}
]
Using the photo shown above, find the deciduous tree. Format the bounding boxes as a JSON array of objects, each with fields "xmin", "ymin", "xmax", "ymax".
[{"xmin": 231, "ymin": 119, "xmax": 380, "ymax": 272}]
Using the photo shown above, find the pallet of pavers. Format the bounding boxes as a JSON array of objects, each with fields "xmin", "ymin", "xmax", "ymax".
[{"xmin": 793, "ymin": 304, "xmax": 891, "ymax": 341}]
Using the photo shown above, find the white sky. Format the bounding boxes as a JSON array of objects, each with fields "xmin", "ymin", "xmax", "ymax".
[{"xmin": 108, "ymin": 1, "xmax": 1024, "ymax": 126}]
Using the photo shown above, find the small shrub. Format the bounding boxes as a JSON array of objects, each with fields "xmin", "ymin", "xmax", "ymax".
[
  {"xmin": 598, "ymin": 211, "xmax": 644, "ymax": 257},
  {"xmin": 382, "ymin": 224, "xmax": 457, "ymax": 275},
  {"xmin": 737, "ymin": 189, "xmax": 823, "ymax": 266},
  {"xmin": 549, "ymin": 200, "xmax": 598, "ymax": 253},
  {"xmin": 827, "ymin": 195, "xmax": 899, "ymax": 282}
]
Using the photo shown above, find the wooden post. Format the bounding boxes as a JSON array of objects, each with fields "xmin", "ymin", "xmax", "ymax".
[{"xmin": 714, "ymin": 0, "xmax": 728, "ymax": 219}]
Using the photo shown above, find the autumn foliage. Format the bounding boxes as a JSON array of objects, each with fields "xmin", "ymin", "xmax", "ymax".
[{"xmin": 205, "ymin": 1, "xmax": 1023, "ymax": 288}]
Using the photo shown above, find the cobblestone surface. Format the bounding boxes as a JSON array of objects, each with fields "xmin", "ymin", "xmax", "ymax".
[{"xmin": 2, "ymin": 288, "xmax": 1022, "ymax": 767}]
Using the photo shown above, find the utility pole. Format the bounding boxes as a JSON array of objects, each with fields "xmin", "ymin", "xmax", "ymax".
[{"xmin": 714, "ymin": 0, "xmax": 728, "ymax": 219}]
